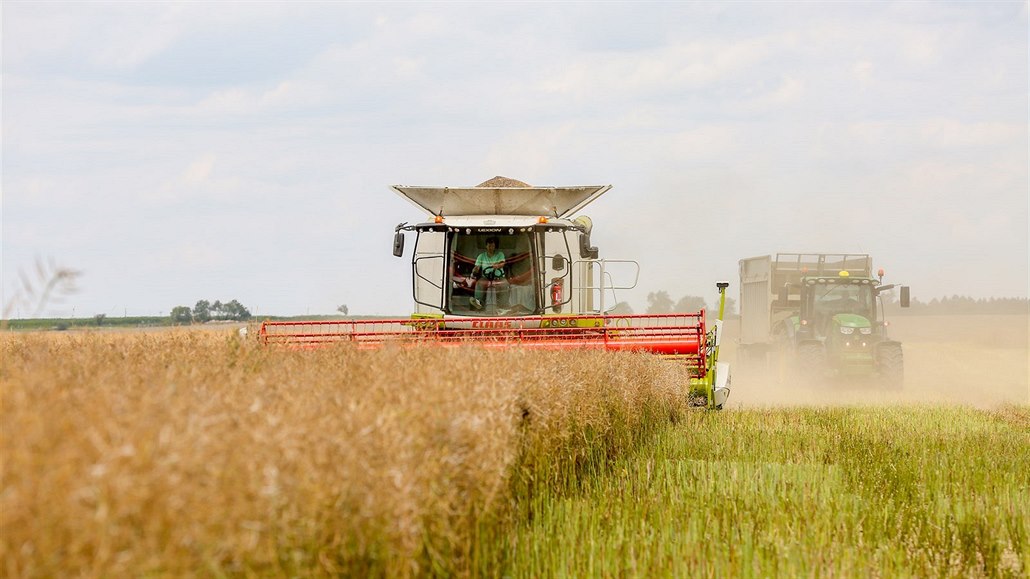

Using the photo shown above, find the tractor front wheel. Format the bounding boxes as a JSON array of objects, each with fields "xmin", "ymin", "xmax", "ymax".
[
  {"xmin": 877, "ymin": 344, "xmax": 904, "ymax": 390},
  {"xmin": 796, "ymin": 343, "xmax": 825, "ymax": 386}
]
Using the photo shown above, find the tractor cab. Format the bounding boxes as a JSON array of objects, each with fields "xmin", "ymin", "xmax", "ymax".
[
  {"xmin": 390, "ymin": 183, "xmax": 628, "ymax": 317},
  {"xmin": 799, "ymin": 273, "xmax": 878, "ymax": 336},
  {"xmin": 789, "ymin": 270, "xmax": 910, "ymax": 378}
]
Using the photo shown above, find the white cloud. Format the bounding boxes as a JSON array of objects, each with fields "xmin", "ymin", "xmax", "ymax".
[
  {"xmin": 535, "ymin": 36, "xmax": 782, "ymax": 100},
  {"xmin": 846, "ymin": 121, "xmax": 894, "ymax": 146},
  {"xmin": 733, "ymin": 76, "xmax": 805, "ymax": 113},
  {"xmin": 182, "ymin": 155, "xmax": 216, "ymax": 186},
  {"xmin": 194, "ymin": 80, "xmax": 328, "ymax": 115},
  {"xmin": 151, "ymin": 242, "xmax": 227, "ymax": 271},
  {"xmin": 918, "ymin": 119, "xmax": 1025, "ymax": 149},
  {"xmin": 853, "ymin": 60, "xmax": 874, "ymax": 88},
  {"xmin": 899, "ymin": 28, "xmax": 943, "ymax": 66},
  {"xmin": 5, "ymin": 3, "xmax": 188, "ymax": 72},
  {"xmin": 482, "ymin": 124, "xmax": 579, "ymax": 179},
  {"xmin": 87, "ymin": 7, "xmax": 188, "ymax": 71}
]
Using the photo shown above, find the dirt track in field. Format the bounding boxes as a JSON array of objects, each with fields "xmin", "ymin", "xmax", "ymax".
[{"xmin": 720, "ymin": 314, "xmax": 1030, "ymax": 409}]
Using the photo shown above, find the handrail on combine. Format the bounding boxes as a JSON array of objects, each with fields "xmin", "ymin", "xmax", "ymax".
[{"xmin": 569, "ymin": 259, "xmax": 641, "ymax": 314}]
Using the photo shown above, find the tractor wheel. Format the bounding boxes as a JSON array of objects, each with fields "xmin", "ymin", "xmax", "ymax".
[
  {"xmin": 796, "ymin": 343, "xmax": 825, "ymax": 386},
  {"xmin": 878, "ymin": 344, "xmax": 904, "ymax": 390},
  {"xmin": 738, "ymin": 344, "xmax": 752, "ymax": 367}
]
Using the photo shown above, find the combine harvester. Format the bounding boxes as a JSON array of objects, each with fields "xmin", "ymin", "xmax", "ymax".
[{"xmin": 260, "ymin": 178, "xmax": 731, "ymax": 409}]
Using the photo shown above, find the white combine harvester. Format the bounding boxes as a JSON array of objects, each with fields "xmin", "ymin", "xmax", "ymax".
[{"xmin": 260, "ymin": 178, "xmax": 731, "ymax": 409}]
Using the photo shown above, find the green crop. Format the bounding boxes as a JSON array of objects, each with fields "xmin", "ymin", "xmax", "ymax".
[{"xmin": 496, "ymin": 407, "xmax": 1029, "ymax": 578}]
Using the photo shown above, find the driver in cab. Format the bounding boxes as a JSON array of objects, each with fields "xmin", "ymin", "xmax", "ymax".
[{"xmin": 469, "ymin": 236, "xmax": 506, "ymax": 311}]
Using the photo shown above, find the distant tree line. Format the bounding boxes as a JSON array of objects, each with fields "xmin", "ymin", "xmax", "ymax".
[
  {"xmin": 169, "ymin": 299, "xmax": 252, "ymax": 325},
  {"xmin": 883, "ymin": 295, "xmax": 1028, "ymax": 315},
  {"xmin": 640, "ymin": 291, "xmax": 738, "ymax": 318},
  {"xmin": 633, "ymin": 290, "xmax": 1026, "ymax": 317}
]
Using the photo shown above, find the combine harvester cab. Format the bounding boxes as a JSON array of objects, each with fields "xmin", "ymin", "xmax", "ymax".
[
  {"xmin": 261, "ymin": 180, "xmax": 730, "ymax": 409},
  {"xmin": 738, "ymin": 253, "xmax": 910, "ymax": 388}
]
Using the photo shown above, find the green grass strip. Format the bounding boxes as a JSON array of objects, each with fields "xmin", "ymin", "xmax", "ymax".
[{"xmin": 496, "ymin": 406, "xmax": 1029, "ymax": 578}]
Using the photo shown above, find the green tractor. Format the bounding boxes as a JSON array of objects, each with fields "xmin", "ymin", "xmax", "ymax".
[{"xmin": 739, "ymin": 254, "xmax": 910, "ymax": 387}]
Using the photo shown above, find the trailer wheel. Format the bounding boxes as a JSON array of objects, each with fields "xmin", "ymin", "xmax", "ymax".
[
  {"xmin": 796, "ymin": 343, "xmax": 825, "ymax": 385},
  {"xmin": 739, "ymin": 344, "xmax": 769, "ymax": 372},
  {"xmin": 878, "ymin": 344, "xmax": 904, "ymax": 390}
]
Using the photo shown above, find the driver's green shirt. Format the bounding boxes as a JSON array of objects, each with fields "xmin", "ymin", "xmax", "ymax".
[{"xmin": 475, "ymin": 251, "xmax": 506, "ymax": 277}]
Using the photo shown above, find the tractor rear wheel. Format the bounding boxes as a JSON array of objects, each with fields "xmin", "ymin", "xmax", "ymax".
[{"xmin": 877, "ymin": 344, "xmax": 904, "ymax": 390}]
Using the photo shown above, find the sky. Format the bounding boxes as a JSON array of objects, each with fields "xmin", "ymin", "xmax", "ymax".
[{"xmin": 2, "ymin": 1, "xmax": 1027, "ymax": 318}]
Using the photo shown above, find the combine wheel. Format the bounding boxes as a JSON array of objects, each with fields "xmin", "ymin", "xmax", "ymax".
[
  {"xmin": 688, "ymin": 393, "xmax": 709, "ymax": 408},
  {"xmin": 877, "ymin": 344, "xmax": 904, "ymax": 390}
]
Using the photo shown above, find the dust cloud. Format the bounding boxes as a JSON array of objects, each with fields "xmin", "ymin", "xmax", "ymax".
[{"xmin": 721, "ymin": 315, "xmax": 1030, "ymax": 409}]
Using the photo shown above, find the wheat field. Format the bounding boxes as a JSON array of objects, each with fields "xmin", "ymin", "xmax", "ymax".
[
  {"xmin": 0, "ymin": 330, "xmax": 687, "ymax": 577},
  {"xmin": 2, "ymin": 316, "xmax": 1027, "ymax": 577}
]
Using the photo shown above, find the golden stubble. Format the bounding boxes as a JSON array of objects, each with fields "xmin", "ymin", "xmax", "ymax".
[{"xmin": 0, "ymin": 330, "xmax": 689, "ymax": 577}]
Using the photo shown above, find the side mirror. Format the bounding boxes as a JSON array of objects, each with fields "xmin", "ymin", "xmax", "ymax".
[
  {"xmin": 552, "ymin": 254, "xmax": 565, "ymax": 270},
  {"xmin": 900, "ymin": 286, "xmax": 910, "ymax": 308},
  {"xmin": 777, "ymin": 285, "xmax": 789, "ymax": 305},
  {"xmin": 392, "ymin": 232, "xmax": 405, "ymax": 257},
  {"xmin": 579, "ymin": 233, "xmax": 598, "ymax": 259}
]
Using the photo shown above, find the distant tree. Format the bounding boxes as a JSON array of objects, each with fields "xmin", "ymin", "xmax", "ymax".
[
  {"xmin": 701, "ymin": 296, "xmax": 737, "ymax": 319},
  {"xmin": 170, "ymin": 306, "xmax": 193, "ymax": 325},
  {"xmin": 186, "ymin": 299, "xmax": 252, "ymax": 322},
  {"xmin": 222, "ymin": 299, "xmax": 251, "ymax": 321},
  {"xmin": 93, "ymin": 313, "xmax": 107, "ymax": 326},
  {"xmin": 193, "ymin": 300, "xmax": 212, "ymax": 323},
  {"xmin": 646, "ymin": 291, "xmax": 674, "ymax": 314},
  {"xmin": 337, "ymin": 304, "xmax": 349, "ymax": 316},
  {"xmin": 674, "ymin": 295, "xmax": 707, "ymax": 314},
  {"xmin": 609, "ymin": 301, "xmax": 634, "ymax": 315},
  {"xmin": 723, "ymin": 296, "xmax": 738, "ymax": 318}
]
